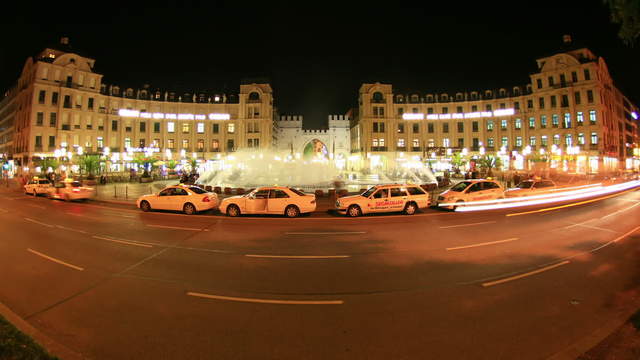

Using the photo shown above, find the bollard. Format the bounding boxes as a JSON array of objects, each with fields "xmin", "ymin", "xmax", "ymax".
[
  {"xmin": 236, "ymin": 188, "xmax": 245, "ymax": 195},
  {"xmin": 224, "ymin": 187, "xmax": 232, "ymax": 195},
  {"xmin": 125, "ymin": 184, "xmax": 128, "ymax": 199},
  {"xmin": 214, "ymin": 186, "xmax": 221, "ymax": 194},
  {"xmin": 114, "ymin": 185, "xmax": 117, "ymax": 198},
  {"xmin": 315, "ymin": 189, "xmax": 324, "ymax": 198}
]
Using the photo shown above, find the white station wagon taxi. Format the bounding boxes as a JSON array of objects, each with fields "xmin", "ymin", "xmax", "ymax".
[
  {"xmin": 335, "ymin": 184, "xmax": 430, "ymax": 217},
  {"xmin": 504, "ymin": 179, "xmax": 556, "ymax": 198},
  {"xmin": 219, "ymin": 186, "xmax": 316, "ymax": 217},
  {"xmin": 24, "ymin": 177, "xmax": 53, "ymax": 196},
  {"xmin": 47, "ymin": 179, "xmax": 95, "ymax": 201},
  {"xmin": 436, "ymin": 179, "xmax": 504, "ymax": 209},
  {"xmin": 137, "ymin": 185, "xmax": 218, "ymax": 215}
]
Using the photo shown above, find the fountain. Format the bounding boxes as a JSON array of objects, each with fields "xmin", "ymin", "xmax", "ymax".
[{"xmin": 196, "ymin": 149, "xmax": 437, "ymax": 192}]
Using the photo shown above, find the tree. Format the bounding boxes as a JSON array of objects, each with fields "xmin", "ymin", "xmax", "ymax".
[
  {"xmin": 605, "ymin": 0, "xmax": 640, "ymax": 46},
  {"xmin": 477, "ymin": 155, "xmax": 502, "ymax": 178},
  {"xmin": 132, "ymin": 154, "xmax": 157, "ymax": 177},
  {"xmin": 36, "ymin": 157, "xmax": 58, "ymax": 173},
  {"xmin": 450, "ymin": 152, "xmax": 468, "ymax": 173},
  {"xmin": 77, "ymin": 155, "xmax": 101, "ymax": 179}
]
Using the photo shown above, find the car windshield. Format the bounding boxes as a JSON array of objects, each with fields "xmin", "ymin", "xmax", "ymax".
[
  {"xmin": 188, "ymin": 186, "xmax": 207, "ymax": 194},
  {"xmin": 361, "ymin": 187, "xmax": 377, "ymax": 197},
  {"xmin": 516, "ymin": 181, "xmax": 534, "ymax": 189},
  {"xmin": 288, "ymin": 188, "xmax": 305, "ymax": 196},
  {"xmin": 449, "ymin": 181, "xmax": 472, "ymax": 192}
]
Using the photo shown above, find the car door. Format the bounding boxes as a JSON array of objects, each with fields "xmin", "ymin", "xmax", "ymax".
[
  {"xmin": 389, "ymin": 187, "xmax": 408, "ymax": 211},
  {"xmin": 246, "ymin": 189, "xmax": 269, "ymax": 214},
  {"xmin": 154, "ymin": 188, "xmax": 175, "ymax": 209},
  {"xmin": 466, "ymin": 183, "xmax": 484, "ymax": 201},
  {"xmin": 171, "ymin": 188, "xmax": 190, "ymax": 210},
  {"xmin": 367, "ymin": 188, "xmax": 389, "ymax": 213},
  {"xmin": 267, "ymin": 189, "xmax": 290, "ymax": 214}
]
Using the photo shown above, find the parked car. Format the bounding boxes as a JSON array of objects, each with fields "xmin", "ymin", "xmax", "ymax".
[
  {"xmin": 47, "ymin": 179, "xmax": 95, "ymax": 201},
  {"xmin": 136, "ymin": 185, "xmax": 218, "ymax": 215},
  {"xmin": 504, "ymin": 179, "xmax": 556, "ymax": 198},
  {"xmin": 24, "ymin": 177, "xmax": 53, "ymax": 196},
  {"xmin": 436, "ymin": 179, "xmax": 504, "ymax": 210},
  {"xmin": 219, "ymin": 186, "xmax": 316, "ymax": 217},
  {"xmin": 335, "ymin": 184, "xmax": 431, "ymax": 217}
]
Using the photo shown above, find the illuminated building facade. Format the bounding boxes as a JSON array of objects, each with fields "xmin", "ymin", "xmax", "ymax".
[
  {"xmin": 351, "ymin": 36, "xmax": 639, "ymax": 173},
  {"xmin": 0, "ymin": 38, "xmax": 275, "ymax": 171}
]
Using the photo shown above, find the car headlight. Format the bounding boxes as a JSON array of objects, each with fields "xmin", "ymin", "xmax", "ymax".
[{"xmin": 335, "ymin": 200, "xmax": 341, "ymax": 207}]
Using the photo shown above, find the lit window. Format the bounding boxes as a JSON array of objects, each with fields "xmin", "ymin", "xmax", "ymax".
[
  {"xmin": 124, "ymin": 138, "xmax": 132, "ymax": 148},
  {"xmin": 589, "ymin": 110, "xmax": 597, "ymax": 123},
  {"xmin": 541, "ymin": 136, "xmax": 548, "ymax": 146},
  {"xmin": 487, "ymin": 138, "xmax": 494, "ymax": 147},
  {"xmin": 529, "ymin": 136, "xmax": 536, "ymax": 146},
  {"xmin": 501, "ymin": 137, "xmax": 508, "ymax": 147},
  {"xmin": 515, "ymin": 136, "xmax": 522, "ymax": 147},
  {"xmin": 182, "ymin": 139, "xmax": 189, "ymax": 149},
  {"xmin": 565, "ymin": 134, "xmax": 572, "ymax": 146},
  {"xmin": 591, "ymin": 132, "xmax": 598, "ymax": 144},
  {"xmin": 167, "ymin": 122, "xmax": 175, "ymax": 133},
  {"xmin": 553, "ymin": 134, "xmax": 560, "ymax": 145},
  {"xmin": 182, "ymin": 123, "xmax": 190, "ymax": 133},
  {"xmin": 197, "ymin": 123, "xmax": 204, "ymax": 133},
  {"xmin": 501, "ymin": 119, "xmax": 507, "ymax": 129},
  {"xmin": 397, "ymin": 139, "xmax": 405, "ymax": 147},
  {"xmin": 227, "ymin": 123, "xmax": 235, "ymax": 133},
  {"xmin": 515, "ymin": 118, "xmax": 522, "ymax": 129},
  {"xmin": 578, "ymin": 133, "xmax": 585, "ymax": 145}
]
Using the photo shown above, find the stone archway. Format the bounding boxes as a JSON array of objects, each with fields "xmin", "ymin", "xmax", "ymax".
[{"xmin": 302, "ymin": 139, "xmax": 329, "ymax": 160}]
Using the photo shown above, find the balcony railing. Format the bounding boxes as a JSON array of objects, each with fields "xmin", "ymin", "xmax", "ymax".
[
  {"xmin": 396, "ymin": 147, "xmax": 407, "ymax": 151},
  {"xmin": 371, "ymin": 146, "xmax": 388, "ymax": 152},
  {"xmin": 411, "ymin": 147, "xmax": 421, "ymax": 152}
]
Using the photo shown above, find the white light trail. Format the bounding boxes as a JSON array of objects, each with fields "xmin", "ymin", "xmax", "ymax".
[{"xmin": 452, "ymin": 180, "xmax": 640, "ymax": 212}]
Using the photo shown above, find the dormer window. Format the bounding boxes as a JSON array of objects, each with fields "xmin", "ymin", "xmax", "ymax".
[{"xmin": 48, "ymin": 53, "xmax": 55, "ymax": 59}]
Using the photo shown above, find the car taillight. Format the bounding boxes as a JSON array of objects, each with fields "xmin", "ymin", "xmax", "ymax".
[
  {"xmin": 202, "ymin": 196, "xmax": 210, "ymax": 202},
  {"xmin": 72, "ymin": 188, "xmax": 80, "ymax": 192}
]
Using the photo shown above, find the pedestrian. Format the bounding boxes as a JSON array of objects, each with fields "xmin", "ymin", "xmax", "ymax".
[{"xmin": 513, "ymin": 171, "xmax": 521, "ymax": 186}]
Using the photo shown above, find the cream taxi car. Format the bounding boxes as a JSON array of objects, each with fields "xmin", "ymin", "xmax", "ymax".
[
  {"xmin": 24, "ymin": 177, "xmax": 53, "ymax": 196},
  {"xmin": 436, "ymin": 179, "xmax": 504, "ymax": 210},
  {"xmin": 47, "ymin": 179, "xmax": 95, "ymax": 201},
  {"xmin": 504, "ymin": 179, "xmax": 556, "ymax": 198},
  {"xmin": 335, "ymin": 184, "xmax": 430, "ymax": 217},
  {"xmin": 137, "ymin": 185, "xmax": 218, "ymax": 215},
  {"xmin": 219, "ymin": 186, "xmax": 316, "ymax": 217}
]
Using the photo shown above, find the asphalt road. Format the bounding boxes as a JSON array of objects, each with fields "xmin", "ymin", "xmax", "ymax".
[{"xmin": 1, "ymin": 186, "xmax": 640, "ymax": 360}]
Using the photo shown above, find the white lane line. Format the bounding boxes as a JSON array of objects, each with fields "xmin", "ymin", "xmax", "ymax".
[
  {"xmin": 284, "ymin": 231, "xmax": 366, "ymax": 235},
  {"xmin": 187, "ymin": 291, "xmax": 343, "ymax": 305},
  {"xmin": 446, "ymin": 238, "xmax": 518, "ymax": 251},
  {"xmin": 146, "ymin": 224, "xmax": 209, "ymax": 231},
  {"xmin": 55, "ymin": 225, "xmax": 88, "ymax": 234},
  {"xmin": 612, "ymin": 225, "xmax": 640, "ymax": 243},
  {"xmin": 482, "ymin": 261, "xmax": 570, "ymax": 287},
  {"xmin": 601, "ymin": 202, "xmax": 640, "ymax": 220},
  {"xmin": 27, "ymin": 248, "xmax": 84, "ymax": 271},
  {"xmin": 24, "ymin": 217, "xmax": 54, "ymax": 228},
  {"xmin": 616, "ymin": 198, "xmax": 640, "ymax": 202},
  {"xmin": 439, "ymin": 221, "xmax": 496, "ymax": 229},
  {"xmin": 564, "ymin": 223, "xmax": 619, "ymax": 233},
  {"xmin": 245, "ymin": 254, "xmax": 350, "ymax": 259},
  {"xmin": 92, "ymin": 235, "xmax": 153, "ymax": 248}
]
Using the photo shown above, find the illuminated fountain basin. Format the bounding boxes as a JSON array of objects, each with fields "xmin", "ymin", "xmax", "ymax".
[{"xmin": 196, "ymin": 150, "xmax": 437, "ymax": 192}]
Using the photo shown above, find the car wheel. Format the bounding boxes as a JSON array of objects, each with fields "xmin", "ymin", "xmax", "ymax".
[
  {"xmin": 226, "ymin": 204, "xmax": 240, "ymax": 217},
  {"xmin": 452, "ymin": 200, "xmax": 464, "ymax": 211},
  {"xmin": 183, "ymin": 203, "xmax": 196, "ymax": 215},
  {"xmin": 285, "ymin": 205, "xmax": 300, "ymax": 218},
  {"xmin": 404, "ymin": 202, "xmax": 417, "ymax": 215},
  {"xmin": 140, "ymin": 201, "xmax": 151, "ymax": 212},
  {"xmin": 347, "ymin": 204, "xmax": 361, "ymax": 217}
]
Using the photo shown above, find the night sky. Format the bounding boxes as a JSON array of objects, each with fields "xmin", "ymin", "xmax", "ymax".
[{"xmin": 2, "ymin": 1, "xmax": 640, "ymax": 129}]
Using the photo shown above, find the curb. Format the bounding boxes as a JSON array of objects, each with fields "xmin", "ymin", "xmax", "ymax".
[{"xmin": 0, "ymin": 300, "xmax": 84, "ymax": 360}]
